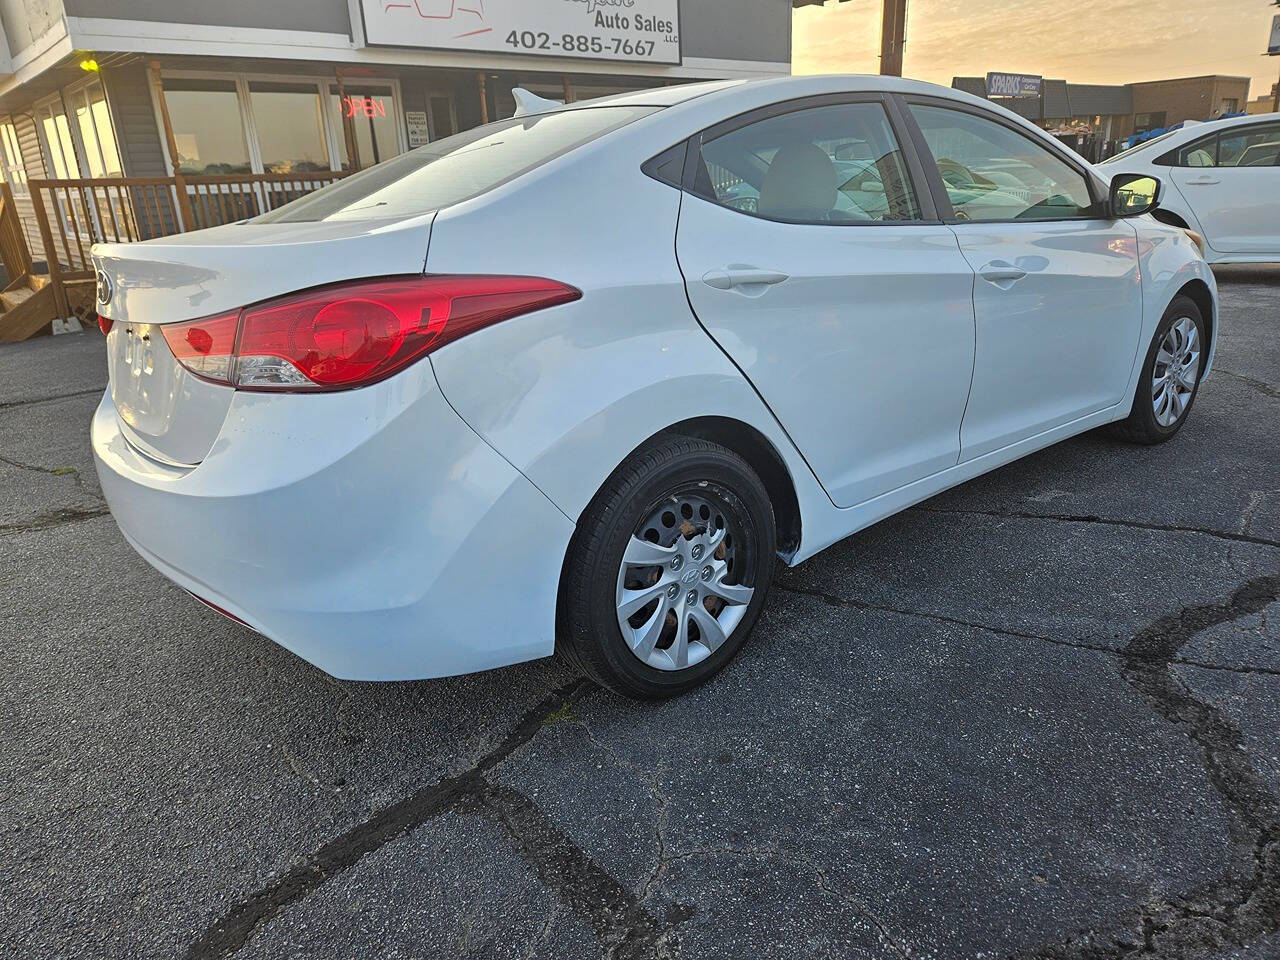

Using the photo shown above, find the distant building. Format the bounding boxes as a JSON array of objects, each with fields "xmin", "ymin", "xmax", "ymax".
[{"xmin": 952, "ymin": 73, "xmax": 1252, "ymax": 161}]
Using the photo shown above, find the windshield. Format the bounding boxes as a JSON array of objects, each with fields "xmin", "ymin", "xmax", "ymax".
[{"xmin": 256, "ymin": 106, "xmax": 659, "ymax": 223}]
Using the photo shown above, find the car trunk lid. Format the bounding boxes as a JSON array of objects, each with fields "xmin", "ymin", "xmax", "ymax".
[{"xmin": 93, "ymin": 213, "xmax": 434, "ymax": 466}]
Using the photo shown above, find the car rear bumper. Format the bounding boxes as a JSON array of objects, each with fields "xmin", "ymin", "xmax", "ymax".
[{"xmin": 91, "ymin": 363, "xmax": 575, "ymax": 681}]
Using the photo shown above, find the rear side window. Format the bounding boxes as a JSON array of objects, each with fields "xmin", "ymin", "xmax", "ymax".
[
  {"xmin": 1174, "ymin": 135, "xmax": 1218, "ymax": 167},
  {"xmin": 256, "ymin": 106, "xmax": 658, "ymax": 223},
  {"xmin": 691, "ymin": 102, "xmax": 922, "ymax": 224}
]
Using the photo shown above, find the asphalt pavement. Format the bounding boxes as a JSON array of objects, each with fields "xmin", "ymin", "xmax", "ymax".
[{"xmin": 2, "ymin": 267, "xmax": 1279, "ymax": 960}]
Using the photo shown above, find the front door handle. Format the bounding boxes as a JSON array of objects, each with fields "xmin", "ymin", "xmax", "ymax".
[
  {"xmin": 702, "ymin": 266, "xmax": 790, "ymax": 291},
  {"xmin": 979, "ymin": 261, "xmax": 1028, "ymax": 286}
]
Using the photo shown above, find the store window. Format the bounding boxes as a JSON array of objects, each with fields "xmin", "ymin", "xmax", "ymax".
[
  {"xmin": 162, "ymin": 78, "xmax": 251, "ymax": 175},
  {"xmin": 331, "ymin": 85, "xmax": 402, "ymax": 170},
  {"xmin": 250, "ymin": 82, "xmax": 329, "ymax": 173},
  {"xmin": 68, "ymin": 82, "xmax": 123, "ymax": 178},
  {"xmin": 35, "ymin": 100, "xmax": 80, "ymax": 178},
  {"xmin": 428, "ymin": 95, "xmax": 456, "ymax": 141},
  {"xmin": 0, "ymin": 121, "xmax": 28, "ymax": 196}
]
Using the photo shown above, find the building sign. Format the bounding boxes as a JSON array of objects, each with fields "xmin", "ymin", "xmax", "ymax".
[
  {"xmin": 405, "ymin": 110, "xmax": 430, "ymax": 147},
  {"xmin": 343, "ymin": 94, "xmax": 388, "ymax": 118},
  {"xmin": 361, "ymin": 0, "xmax": 681, "ymax": 64},
  {"xmin": 986, "ymin": 72, "xmax": 1042, "ymax": 98},
  {"xmin": 1270, "ymin": 14, "xmax": 1280, "ymax": 56}
]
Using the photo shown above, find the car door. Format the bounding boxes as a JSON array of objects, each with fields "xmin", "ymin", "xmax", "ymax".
[
  {"xmin": 903, "ymin": 99, "xmax": 1144, "ymax": 461},
  {"xmin": 1167, "ymin": 122, "xmax": 1280, "ymax": 255},
  {"xmin": 674, "ymin": 96, "xmax": 978, "ymax": 509}
]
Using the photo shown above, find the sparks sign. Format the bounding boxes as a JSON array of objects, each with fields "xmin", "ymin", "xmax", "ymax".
[
  {"xmin": 361, "ymin": 0, "xmax": 681, "ymax": 64},
  {"xmin": 986, "ymin": 72, "xmax": 1043, "ymax": 99}
]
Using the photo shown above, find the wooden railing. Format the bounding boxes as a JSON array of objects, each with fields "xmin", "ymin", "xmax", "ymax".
[
  {"xmin": 0, "ymin": 182, "xmax": 33, "ymax": 286},
  {"xmin": 27, "ymin": 171, "xmax": 349, "ymax": 318}
]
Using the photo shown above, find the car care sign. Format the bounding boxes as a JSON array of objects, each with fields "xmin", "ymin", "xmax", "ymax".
[{"xmin": 361, "ymin": 0, "xmax": 681, "ymax": 64}]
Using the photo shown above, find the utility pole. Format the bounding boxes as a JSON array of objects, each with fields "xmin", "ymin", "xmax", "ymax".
[
  {"xmin": 1270, "ymin": 1, "xmax": 1280, "ymax": 111},
  {"xmin": 880, "ymin": 0, "xmax": 908, "ymax": 76}
]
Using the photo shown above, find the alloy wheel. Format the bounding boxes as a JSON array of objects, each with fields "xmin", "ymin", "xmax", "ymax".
[{"xmin": 1152, "ymin": 316, "xmax": 1201, "ymax": 428}]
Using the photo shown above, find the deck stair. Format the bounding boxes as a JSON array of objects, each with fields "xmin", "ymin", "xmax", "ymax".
[{"xmin": 0, "ymin": 182, "xmax": 58, "ymax": 343}]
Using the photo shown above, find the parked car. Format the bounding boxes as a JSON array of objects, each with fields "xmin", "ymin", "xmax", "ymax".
[
  {"xmin": 1101, "ymin": 113, "xmax": 1280, "ymax": 263},
  {"xmin": 91, "ymin": 76, "xmax": 1216, "ymax": 699}
]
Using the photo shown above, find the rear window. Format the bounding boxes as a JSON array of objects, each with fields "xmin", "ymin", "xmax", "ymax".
[{"xmin": 256, "ymin": 106, "xmax": 658, "ymax": 224}]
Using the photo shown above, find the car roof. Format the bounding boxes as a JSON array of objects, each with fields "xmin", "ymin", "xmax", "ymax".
[{"xmin": 1161, "ymin": 112, "xmax": 1280, "ymax": 143}]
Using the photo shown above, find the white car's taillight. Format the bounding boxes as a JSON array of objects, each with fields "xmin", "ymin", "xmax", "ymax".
[{"xmin": 161, "ymin": 275, "xmax": 581, "ymax": 392}]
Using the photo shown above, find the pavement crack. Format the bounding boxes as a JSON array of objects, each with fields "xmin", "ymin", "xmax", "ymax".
[
  {"xmin": 915, "ymin": 505, "xmax": 1280, "ymax": 550},
  {"xmin": 774, "ymin": 583, "xmax": 1125, "ymax": 655},
  {"xmin": 0, "ymin": 505, "xmax": 109, "ymax": 536},
  {"xmin": 470, "ymin": 782, "xmax": 678, "ymax": 960},
  {"xmin": 184, "ymin": 680, "xmax": 596, "ymax": 960},
  {"xmin": 1016, "ymin": 573, "xmax": 1280, "ymax": 959},
  {"xmin": 0, "ymin": 386, "xmax": 104, "ymax": 412},
  {"xmin": 1214, "ymin": 368, "xmax": 1280, "ymax": 402}
]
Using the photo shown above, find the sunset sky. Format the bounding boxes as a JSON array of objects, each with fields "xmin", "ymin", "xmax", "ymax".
[{"xmin": 793, "ymin": 0, "xmax": 1280, "ymax": 99}]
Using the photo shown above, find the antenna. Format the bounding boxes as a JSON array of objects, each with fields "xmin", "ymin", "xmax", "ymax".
[{"xmin": 512, "ymin": 88, "xmax": 564, "ymax": 118}]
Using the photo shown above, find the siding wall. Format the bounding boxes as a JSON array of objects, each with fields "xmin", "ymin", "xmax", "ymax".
[
  {"xmin": 11, "ymin": 110, "xmax": 46, "ymax": 261},
  {"xmin": 103, "ymin": 63, "xmax": 168, "ymax": 178}
]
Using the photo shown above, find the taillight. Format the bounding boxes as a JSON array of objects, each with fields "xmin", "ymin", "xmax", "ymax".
[
  {"xmin": 160, "ymin": 275, "xmax": 580, "ymax": 392},
  {"xmin": 97, "ymin": 314, "xmax": 113, "ymax": 336}
]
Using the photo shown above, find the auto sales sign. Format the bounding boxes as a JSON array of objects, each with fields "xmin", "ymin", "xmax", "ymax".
[{"xmin": 361, "ymin": 0, "xmax": 682, "ymax": 65}]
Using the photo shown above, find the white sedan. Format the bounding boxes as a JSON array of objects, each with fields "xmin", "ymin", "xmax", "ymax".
[
  {"xmin": 91, "ymin": 76, "xmax": 1216, "ymax": 699},
  {"xmin": 1101, "ymin": 112, "xmax": 1280, "ymax": 263}
]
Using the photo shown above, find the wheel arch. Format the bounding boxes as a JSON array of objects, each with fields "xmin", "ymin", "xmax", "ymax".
[
  {"xmin": 662, "ymin": 416, "xmax": 803, "ymax": 560},
  {"xmin": 1152, "ymin": 209, "xmax": 1191, "ymax": 230},
  {"xmin": 1175, "ymin": 278, "xmax": 1216, "ymax": 363}
]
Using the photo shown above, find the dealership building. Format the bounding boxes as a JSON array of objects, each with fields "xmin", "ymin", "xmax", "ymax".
[
  {"xmin": 953, "ymin": 72, "xmax": 1254, "ymax": 161},
  {"xmin": 0, "ymin": 0, "xmax": 822, "ymax": 334}
]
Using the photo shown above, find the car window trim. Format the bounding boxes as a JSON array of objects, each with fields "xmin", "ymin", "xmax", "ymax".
[
  {"xmin": 1159, "ymin": 120, "xmax": 1280, "ymax": 168},
  {"xmin": 679, "ymin": 92, "xmax": 942, "ymax": 226},
  {"xmin": 897, "ymin": 93, "xmax": 1111, "ymax": 225}
]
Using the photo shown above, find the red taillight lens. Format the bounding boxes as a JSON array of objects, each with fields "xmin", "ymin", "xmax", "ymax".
[
  {"xmin": 161, "ymin": 311, "xmax": 239, "ymax": 383},
  {"xmin": 97, "ymin": 313, "xmax": 113, "ymax": 336},
  {"xmin": 160, "ymin": 276, "xmax": 580, "ymax": 391}
]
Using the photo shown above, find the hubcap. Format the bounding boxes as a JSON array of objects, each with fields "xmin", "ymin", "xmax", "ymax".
[
  {"xmin": 1152, "ymin": 317, "xmax": 1200, "ymax": 428},
  {"xmin": 615, "ymin": 492, "xmax": 755, "ymax": 672}
]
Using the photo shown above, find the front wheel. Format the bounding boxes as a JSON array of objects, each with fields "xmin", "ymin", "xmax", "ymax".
[
  {"xmin": 1105, "ymin": 295, "xmax": 1207, "ymax": 444},
  {"xmin": 558, "ymin": 436, "xmax": 776, "ymax": 699}
]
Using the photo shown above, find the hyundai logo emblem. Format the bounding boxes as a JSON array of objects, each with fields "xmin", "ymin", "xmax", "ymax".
[{"xmin": 95, "ymin": 270, "xmax": 112, "ymax": 305}]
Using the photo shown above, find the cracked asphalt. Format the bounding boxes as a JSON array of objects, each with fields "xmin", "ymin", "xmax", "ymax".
[{"xmin": 2, "ymin": 266, "xmax": 1279, "ymax": 960}]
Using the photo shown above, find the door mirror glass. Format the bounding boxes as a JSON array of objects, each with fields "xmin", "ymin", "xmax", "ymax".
[{"xmin": 1110, "ymin": 174, "xmax": 1160, "ymax": 218}]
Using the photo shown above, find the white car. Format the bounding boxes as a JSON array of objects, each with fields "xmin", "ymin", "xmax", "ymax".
[
  {"xmin": 91, "ymin": 76, "xmax": 1216, "ymax": 699},
  {"xmin": 1101, "ymin": 113, "xmax": 1280, "ymax": 263}
]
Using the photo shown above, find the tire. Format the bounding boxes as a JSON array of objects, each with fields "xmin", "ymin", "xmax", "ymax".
[
  {"xmin": 1105, "ymin": 295, "xmax": 1207, "ymax": 445},
  {"xmin": 558, "ymin": 436, "xmax": 776, "ymax": 699}
]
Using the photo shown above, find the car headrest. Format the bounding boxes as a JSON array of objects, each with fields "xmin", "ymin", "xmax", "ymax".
[{"xmin": 757, "ymin": 143, "xmax": 838, "ymax": 221}]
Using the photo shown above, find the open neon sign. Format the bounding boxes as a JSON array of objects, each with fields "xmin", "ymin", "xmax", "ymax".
[{"xmin": 343, "ymin": 95, "xmax": 387, "ymax": 118}]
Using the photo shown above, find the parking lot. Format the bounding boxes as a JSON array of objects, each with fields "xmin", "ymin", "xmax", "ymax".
[{"xmin": 1, "ymin": 268, "xmax": 1278, "ymax": 960}]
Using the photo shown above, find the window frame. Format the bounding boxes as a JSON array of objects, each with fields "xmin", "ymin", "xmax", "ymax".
[
  {"xmin": 1155, "ymin": 121, "xmax": 1280, "ymax": 168},
  {"xmin": 676, "ymin": 92, "xmax": 942, "ymax": 227},
  {"xmin": 151, "ymin": 69, "xmax": 410, "ymax": 177},
  {"xmin": 0, "ymin": 118, "xmax": 29, "ymax": 197},
  {"xmin": 897, "ymin": 93, "xmax": 1108, "ymax": 225}
]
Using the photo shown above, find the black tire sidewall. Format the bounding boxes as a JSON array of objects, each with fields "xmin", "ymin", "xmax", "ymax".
[
  {"xmin": 566, "ymin": 443, "xmax": 776, "ymax": 699},
  {"xmin": 1131, "ymin": 296, "xmax": 1207, "ymax": 440}
]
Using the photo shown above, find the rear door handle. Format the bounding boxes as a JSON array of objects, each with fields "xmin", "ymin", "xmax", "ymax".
[
  {"xmin": 702, "ymin": 267, "xmax": 790, "ymax": 291},
  {"xmin": 979, "ymin": 261, "xmax": 1028, "ymax": 286},
  {"xmin": 1185, "ymin": 177, "xmax": 1221, "ymax": 186}
]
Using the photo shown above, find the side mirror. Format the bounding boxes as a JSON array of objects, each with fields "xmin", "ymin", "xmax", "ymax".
[{"xmin": 1110, "ymin": 173, "xmax": 1161, "ymax": 218}]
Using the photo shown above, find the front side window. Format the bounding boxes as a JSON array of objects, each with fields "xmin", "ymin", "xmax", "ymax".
[
  {"xmin": 909, "ymin": 103, "xmax": 1095, "ymax": 222},
  {"xmin": 1219, "ymin": 123, "xmax": 1280, "ymax": 167},
  {"xmin": 162, "ymin": 79, "xmax": 251, "ymax": 175},
  {"xmin": 258, "ymin": 105, "xmax": 657, "ymax": 223},
  {"xmin": 692, "ymin": 102, "xmax": 921, "ymax": 223}
]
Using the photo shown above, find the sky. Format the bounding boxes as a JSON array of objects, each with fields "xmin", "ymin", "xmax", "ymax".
[{"xmin": 793, "ymin": 0, "xmax": 1280, "ymax": 99}]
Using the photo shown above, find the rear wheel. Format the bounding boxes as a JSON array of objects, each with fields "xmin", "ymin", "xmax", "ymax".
[
  {"xmin": 558, "ymin": 437, "xmax": 776, "ymax": 699},
  {"xmin": 1105, "ymin": 295, "xmax": 1206, "ymax": 444}
]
